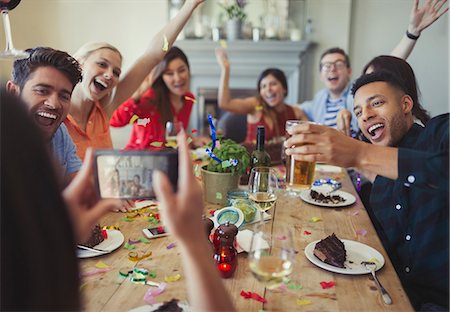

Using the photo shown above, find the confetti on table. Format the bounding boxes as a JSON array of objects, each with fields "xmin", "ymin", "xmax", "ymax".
[
  {"xmin": 165, "ymin": 141, "xmax": 177, "ymax": 148},
  {"xmin": 309, "ymin": 217, "xmax": 322, "ymax": 223},
  {"xmin": 347, "ymin": 210, "xmax": 359, "ymax": 216},
  {"xmin": 166, "ymin": 242, "xmax": 176, "ymax": 249},
  {"xmin": 240, "ymin": 290, "xmax": 267, "ymax": 303},
  {"xmin": 144, "ymin": 282, "xmax": 167, "ymax": 305},
  {"xmin": 128, "ymin": 251, "xmax": 152, "ymax": 262},
  {"xmin": 121, "ymin": 217, "xmax": 134, "ymax": 222},
  {"xmin": 306, "ymin": 293, "xmax": 337, "ymax": 300},
  {"xmin": 162, "ymin": 35, "xmax": 169, "ymax": 52},
  {"xmin": 356, "ymin": 228, "xmax": 367, "ymax": 237},
  {"xmin": 288, "ymin": 283, "xmax": 303, "ymax": 290},
  {"xmin": 149, "ymin": 271, "xmax": 157, "ymax": 278},
  {"xmin": 95, "ymin": 261, "xmax": 112, "ymax": 269},
  {"xmin": 128, "ymin": 238, "xmax": 141, "ymax": 245},
  {"xmin": 215, "ymin": 192, "xmax": 223, "ymax": 200},
  {"xmin": 123, "ymin": 242, "xmax": 136, "ymax": 250},
  {"xmin": 276, "ymin": 235, "xmax": 287, "ymax": 240},
  {"xmin": 82, "ymin": 267, "xmax": 113, "ymax": 277},
  {"xmin": 139, "ymin": 236, "xmax": 151, "ymax": 244},
  {"xmin": 303, "ymin": 230, "xmax": 312, "ymax": 235},
  {"xmin": 164, "ymin": 273, "xmax": 181, "ymax": 282},
  {"xmin": 209, "ymin": 209, "xmax": 216, "ymax": 216},
  {"xmin": 297, "ymin": 299, "xmax": 313, "ymax": 306},
  {"xmin": 150, "ymin": 141, "xmax": 163, "ymax": 147},
  {"xmin": 191, "ymin": 128, "xmax": 198, "ymax": 133},
  {"xmin": 320, "ymin": 281, "xmax": 336, "ymax": 289},
  {"xmin": 129, "ymin": 114, "xmax": 139, "ymax": 124}
]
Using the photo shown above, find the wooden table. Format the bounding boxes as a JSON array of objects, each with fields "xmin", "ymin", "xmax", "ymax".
[{"xmin": 80, "ymin": 166, "xmax": 413, "ymax": 311}]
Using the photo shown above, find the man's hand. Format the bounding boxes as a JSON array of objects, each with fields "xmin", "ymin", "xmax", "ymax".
[
  {"xmin": 408, "ymin": 0, "xmax": 449, "ymax": 36},
  {"xmin": 336, "ymin": 109, "xmax": 352, "ymax": 136},
  {"xmin": 63, "ymin": 149, "xmax": 123, "ymax": 242}
]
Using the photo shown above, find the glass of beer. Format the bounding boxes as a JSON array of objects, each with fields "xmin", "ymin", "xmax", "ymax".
[{"xmin": 285, "ymin": 120, "xmax": 316, "ymax": 191}]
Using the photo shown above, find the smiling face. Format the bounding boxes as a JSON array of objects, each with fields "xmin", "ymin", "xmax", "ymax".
[
  {"xmin": 162, "ymin": 58, "xmax": 190, "ymax": 97},
  {"xmin": 259, "ymin": 74, "xmax": 287, "ymax": 107},
  {"xmin": 353, "ymin": 81, "xmax": 413, "ymax": 147},
  {"xmin": 79, "ymin": 48, "xmax": 122, "ymax": 101},
  {"xmin": 8, "ymin": 66, "xmax": 73, "ymax": 141},
  {"xmin": 320, "ymin": 53, "xmax": 352, "ymax": 98}
]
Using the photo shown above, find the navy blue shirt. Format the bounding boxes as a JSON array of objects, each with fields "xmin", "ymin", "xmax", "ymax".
[{"xmin": 370, "ymin": 114, "xmax": 449, "ymax": 310}]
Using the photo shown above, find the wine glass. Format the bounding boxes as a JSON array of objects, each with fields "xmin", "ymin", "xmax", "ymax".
[
  {"xmin": 248, "ymin": 167, "xmax": 278, "ymax": 224},
  {"xmin": 165, "ymin": 121, "xmax": 182, "ymax": 146},
  {"xmin": 249, "ymin": 226, "xmax": 295, "ymax": 289},
  {"xmin": 0, "ymin": 0, "xmax": 29, "ymax": 59}
]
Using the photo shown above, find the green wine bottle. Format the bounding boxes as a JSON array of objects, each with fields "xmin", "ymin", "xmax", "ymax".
[{"xmin": 251, "ymin": 126, "xmax": 271, "ymax": 168}]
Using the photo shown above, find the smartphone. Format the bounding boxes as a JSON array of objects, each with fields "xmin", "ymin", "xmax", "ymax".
[
  {"xmin": 142, "ymin": 226, "xmax": 168, "ymax": 239},
  {"xmin": 94, "ymin": 149, "xmax": 178, "ymax": 199}
]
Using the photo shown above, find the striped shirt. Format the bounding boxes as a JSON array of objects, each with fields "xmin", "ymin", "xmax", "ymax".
[
  {"xmin": 369, "ymin": 114, "xmax": 449, "ymax": 310},
  {"xmin": 324, "ymin": 97, "xmax": 344, "ymax": 128}
]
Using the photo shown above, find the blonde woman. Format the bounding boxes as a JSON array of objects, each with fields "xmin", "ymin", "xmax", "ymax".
[{"xmin": 65, "ymin": 0, "xmax": 204, "ymax": 160}]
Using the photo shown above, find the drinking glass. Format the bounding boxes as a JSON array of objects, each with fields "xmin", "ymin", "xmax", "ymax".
[
  {"xmin": 248, "ymin": 167, "xmax": 278, "ymax": 224},
  {"xmin": 165, "ymin": 121, "xmax": 183, "ymax": 145},
  {"xmin": 0, "ymin": 0, "xmax": 28, "ymax": 59},
  {"xmin": 249, "ymin": 226, "xmax": 294, "ymax": 289},
  {"xmin": 285, "ymin": 120, "xmax": 316, "ymax": 192}
]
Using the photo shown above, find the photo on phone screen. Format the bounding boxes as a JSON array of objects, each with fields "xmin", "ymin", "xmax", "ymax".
[
  {"xmin": 94, "ymin": 150, "xmax": 178, "ymax": 199},
  {"xmin": 142, "ymin": 226, "xmax": 168, "ymax": 239}
]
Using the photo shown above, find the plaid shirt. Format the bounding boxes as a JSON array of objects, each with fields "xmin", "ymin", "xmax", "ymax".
[{"xmin": 370, "ymin": 114, "xmax": 449, "ymax": 310}]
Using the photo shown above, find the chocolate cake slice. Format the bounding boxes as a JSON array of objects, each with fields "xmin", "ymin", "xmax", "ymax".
[
  {"xmin": 153, "ymin": 299, "xmax": 183, "ymax": 312},
  {"xmin": 313, "ymin": 233, "xmax": 346, "ymax": 268},
  {"xmin": 82, "ymin": 224, "xmax": 105, "ymax": 248}
]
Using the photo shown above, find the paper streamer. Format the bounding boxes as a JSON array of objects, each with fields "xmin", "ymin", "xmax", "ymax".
[
  {"xmin": 144, "ymin": 282, "xmax": 167, "ymax": 305},
  {"xmin": 320, "ymin": 281, "xmax": 336, "ymax": 289},
  {"xmin": 82, "ymin": 267, "xmax": 113, "ymax": 277},
  {"xmin": 240, "ymin": 290, "xmax": 267, "ymax": 303}
]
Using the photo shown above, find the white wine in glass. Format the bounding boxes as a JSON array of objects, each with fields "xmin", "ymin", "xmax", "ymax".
[
  {"xmin": 248, "ymin": 167, "xmax": 278, "ymax": 223},
  {"xmin": 249, "ymin": 228, "xmax": 294, "ymax": 288}
]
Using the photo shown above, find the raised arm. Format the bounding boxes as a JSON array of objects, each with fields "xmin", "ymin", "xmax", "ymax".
[
  {"xmin": 153, "ymin": 131, "xmax": 235, "ymax": 312},
  {"xmin": 215, "ymin": 48, "xmax": 259, "ymax": 115},
  {"xmin": 104, "ymin": 0, "xmax": 204, "ymax": 115},
  {"xmin": 391, "ymin": 0, "xmax": 448, "ymax": 59}
]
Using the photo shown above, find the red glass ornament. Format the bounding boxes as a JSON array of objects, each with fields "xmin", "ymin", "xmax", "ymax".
[{"xmin": 213, "ymin": 222, "xmax": 238, "ymax": 278}]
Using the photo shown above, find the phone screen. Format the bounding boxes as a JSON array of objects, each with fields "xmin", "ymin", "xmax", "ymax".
[
  {"xmin": 142, "ymin": 226, "xmax": 168, "ymax": 239},
  {"xmin": 94, "ymin": 150, "xmax": 178, "ymax": 199}
]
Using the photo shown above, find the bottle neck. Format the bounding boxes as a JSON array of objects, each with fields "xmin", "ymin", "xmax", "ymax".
[{"xmin": 256, "ymin": 128, "xmax": 265, "ymax": 151}]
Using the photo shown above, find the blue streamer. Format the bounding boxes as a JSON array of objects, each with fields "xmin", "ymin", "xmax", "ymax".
[
  {"xmin": 313, "ymin": 178, "xmax": 342, "ymax": 189},
  {"xmin": 207, "ymin": 114, "xmax": 217, "ymax": 152}
]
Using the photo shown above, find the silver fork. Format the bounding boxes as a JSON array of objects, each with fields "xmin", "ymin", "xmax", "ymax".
[{"xmin": 362, "ymin": 261, "xmax": 393, "ymax": 305}]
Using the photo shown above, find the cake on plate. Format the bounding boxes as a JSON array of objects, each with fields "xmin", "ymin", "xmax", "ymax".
[
  {"xmin": 82, "ymin": 224, "xmax": 105, "ymax": 248},
  {"xmin": 313, "ymin": 233, "xmax": 346, "ymax": 268}
]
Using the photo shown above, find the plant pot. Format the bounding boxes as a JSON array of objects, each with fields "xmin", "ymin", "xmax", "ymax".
[
  {"xmin": 201, "ymin": 166, "xmax": 240, "ymax": 205},
  {"xmin": 226, "ymin": 19, "xmax": 242, "ymax": 41}
]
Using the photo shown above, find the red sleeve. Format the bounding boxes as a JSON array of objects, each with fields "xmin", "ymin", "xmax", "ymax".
[{"xmin": 110, "ymin": 97, "xmax": 137, "ymax": 127}]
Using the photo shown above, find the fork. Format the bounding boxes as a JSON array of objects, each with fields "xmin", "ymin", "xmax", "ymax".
[
  {"xmin": 77, "ymin": 244, "xmax": 109, "ymax": 254},
  {"xmin": 362, "ymin": 261, "xmax": 393, "ymax": 305}
]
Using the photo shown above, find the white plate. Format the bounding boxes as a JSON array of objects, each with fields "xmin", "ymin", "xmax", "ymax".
[
  {"xmin": 304, "ymin": 239, "xmax": 385, "ymax": 275},
  {"xmin": 77, "ymin": 230, "xmax": 124, "ymax": 258},
  {"xmin": 300, "ymin": 189, "xmax": 356, "ymax": 208}
]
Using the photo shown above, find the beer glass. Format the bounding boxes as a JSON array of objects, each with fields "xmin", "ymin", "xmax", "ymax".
[{"xmin": 285, "ymin": 120, "xmax": 316, "ymax": 191}]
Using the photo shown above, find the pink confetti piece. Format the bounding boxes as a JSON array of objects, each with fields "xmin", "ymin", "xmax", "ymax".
[
  {"xmin": 347, "ymin": 210, "xmax": 359, "ymax": 216},
  {"xmin": 320, "ymin": 281, "xmax": 336, "ymax": 289},
  {"xmin": 276, "ymin": 235, "xmax": 287, "ymax": 240},
  {"xmin": 81, "ymin": 267, "xmax": 113, "ymax": 277},
  {"xmin": 240, "ymin": 290, "xmax": 267, "ymax": 303},
  {"xmin": 144, "ymin": 282, "xmax": 167, "ymax": 305},
  {"xmin": 303, "ymin": 230, "xmax": 312, "ymax": 235},
  {"xmin": 356, "ymin": 229, "xmax": 367, "ymax": 236},
  {"xmin": 166, "ymin": 242, "xmax": 176, "ymax": 249}
]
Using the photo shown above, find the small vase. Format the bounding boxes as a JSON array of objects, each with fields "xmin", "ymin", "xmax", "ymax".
[{"xmin": 226, "ymin": 19, "xmax": 242, "ymax": 41}]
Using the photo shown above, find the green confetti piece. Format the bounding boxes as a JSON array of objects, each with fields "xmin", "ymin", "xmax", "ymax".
[
  {"xmin": 215, "ymin": 192, "xmax": 223, "ymax": 200},
  {"xmin": 150, "ymin": 141, "xmax": 163, "ymax": 147},
  {"xmin": 149, "ymin": 271, "xmax": 157, "ymax": 278},
  {"xmin": 121, "ymin": 217, "xmax": 134, "ymax": 222},
  {"xmin": 288, "ymin": 284, "xmax": 303, "ymax": 290},
  {"xmin": 221, "ymin": 160, "xmax": 231, "ymax": 168},
  {"xmin": 139, "ymin": 236, "xmax": 151, "ymax": 244},
  {"xmin": 187, "ymin": 137, "xmax": 193, "ymax": 144},
  {"xmin": 123, "ymin": 242, "xmax": 135, "ymax": 250}
]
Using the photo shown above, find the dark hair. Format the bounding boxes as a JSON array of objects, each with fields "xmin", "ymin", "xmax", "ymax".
[
  {"xmin": 12, "ymin": 47, "xmax": 82, "ymax": 90},
  {"xmin": 319, "ymin": 47, "xmax": 351, "ymax": 71},
  {"xmin": 150, "ymin": 46, "xmax": 190, "ymax": 126},
  {"xmin": 362, "ymin": 55, "xmax": 430, "ymax": 125},
  {"xmin": 1, "ymin": 90, "xmax": 80, "ymax": 310},
  {"xmin": 256, "ymin": 68, "xmax": 288, "ymax": 136},
  {"xmin": 352, "ymin": 70, "xmax": 408, "ymax": 97}
]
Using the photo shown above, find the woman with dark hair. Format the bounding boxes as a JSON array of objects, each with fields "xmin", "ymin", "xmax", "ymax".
[
  {"xmin": 215, "ymin": 48, "xmax": 307, "ymax": 143},
  {"xmin": 1, "ymin": 91, "xmax": 121, "ymax": 310},
  {"xmin": 110, "ymin": 46, "xmax": 207, "ymax": 148}
]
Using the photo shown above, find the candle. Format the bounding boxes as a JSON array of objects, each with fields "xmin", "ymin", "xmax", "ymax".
[{"xmin": 218, "ymin": 263, "xmax": 232, "ymax": 273}]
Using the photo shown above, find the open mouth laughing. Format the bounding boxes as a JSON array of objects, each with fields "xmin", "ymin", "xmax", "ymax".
[
  {"xmin": 93, "ymin": 78, "xmax": 109, "ymax": 92},
  {"xmin": 366, "ymin": 123, "xmax": 385, "ymax": 141}
]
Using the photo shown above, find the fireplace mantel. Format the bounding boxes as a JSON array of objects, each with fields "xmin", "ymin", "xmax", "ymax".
[{"xmin": 175, "ymin": 39, "xmax": 312, "ymax": 132}]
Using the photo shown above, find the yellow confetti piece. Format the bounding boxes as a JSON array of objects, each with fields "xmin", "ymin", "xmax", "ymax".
[
  {"xmin": 184, "ymin": 95, "xmax": 196, "ymax": 103},
  {"xmin": 296, "ymin": 299, "xmax": 312, "ymax": 306},
  {"xmin": 187, "ymin": 137, "xmax": 193, "ymax": 145},
  {"xmin": 309, "ymin": 217, "xmax": 322, "ymax": 223},
  {"xmin": 128, "ymin": 251, "xmax": 152, "ymax": 262},
  {"xmin": 129, "ymin": 114, "xmax": 139, "ymax": 124},
  {"xmin": 165, "ymin": 141, "xmax": 178, "ymax": 148},
  {"xmin": 150, "ymin": 141, "xmax": 163, "ymax": 147},
  {"xmin": 255, "ymin": 105, "xmax": 263, "ymax": 111},
  {"xmin": 164, "ymin": 273, "xmax": 181, "ymax": 282},
  {"xmin": 95, "ymin": 261, "xmax": 112, "ymax": 269},
  {"xmin": 162, "ymin": 35, "xmax": 169, "ymax": 52},
  {"xmin": 219, "ymin": 40, "xmax": 227, "ymax": 49},
  {"xmin": 102, "ymin": 224, "xmax": 120, "ymax": 230}
]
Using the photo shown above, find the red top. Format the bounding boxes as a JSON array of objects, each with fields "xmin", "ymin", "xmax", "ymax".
[
  {"xmin": 110, "ymin": 88, "xmax": 194, "ymax": 150},
  {"xmin": 245, "ymin": 104, "xmax": 296, "ymax": 143}
]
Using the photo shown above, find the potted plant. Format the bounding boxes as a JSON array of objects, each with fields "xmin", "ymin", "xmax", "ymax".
[
  {"xmin": 219, "ymin": 0, "xmax": 247, "ymax": 40},
  {"xmin": 201, "ymin": 138, "xmax": 250, "ymax": 205}
]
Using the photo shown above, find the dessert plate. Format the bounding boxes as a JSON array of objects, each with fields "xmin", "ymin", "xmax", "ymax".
[
  {"xmin": 304, "ymin": 239, "xmax": 385, "ymax": 275},
  {"xmin": 129, "ymin": 302, "xmax": 189, "ymax": 312},
  {"xmin": 300, "ymin": 189, "xmax": 356, "ymax": 208},
  {"xmin": 77, "ymin": 230, "xmax": 124, "ymax": 258}
]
